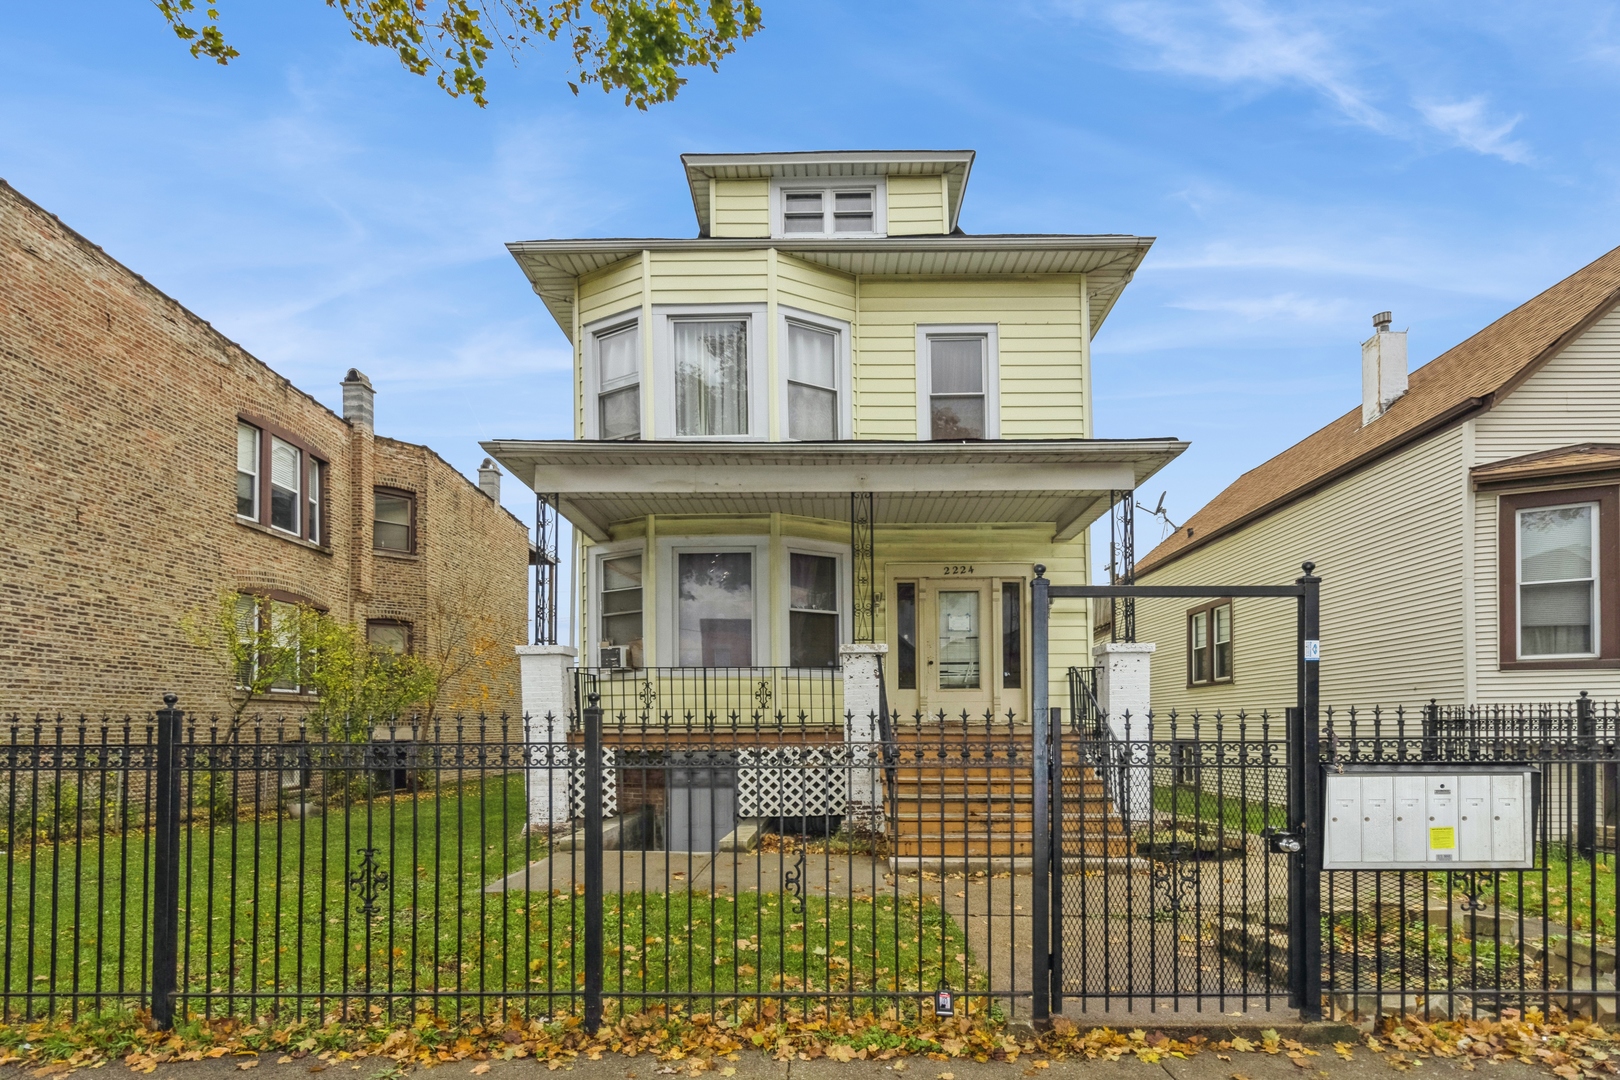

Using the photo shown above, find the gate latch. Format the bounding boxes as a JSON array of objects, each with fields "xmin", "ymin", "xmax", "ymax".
[{"xmin": 1263, "ymin": 827, "xmax": 1303, "ymax": 854}]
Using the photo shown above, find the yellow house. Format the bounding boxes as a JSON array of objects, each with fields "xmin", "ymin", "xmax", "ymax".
[
  {"xmin": 483, "ymin": 151, "xmax": 1184, "ymax": 857},
  {"xmin": 1134, "ymin": 244, "xmax": 1620, "ymax": 719},
  {"xmin": 486, "ymin": 150, "xmax": 1182, "ymax": 735}
]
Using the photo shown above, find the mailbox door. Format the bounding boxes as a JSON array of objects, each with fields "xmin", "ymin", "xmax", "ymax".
[
  {"xmin": 1492, "ymin": 774, "xmax": 1527, "ymax": 863},
  {"xmin": 1326, "ymin": 776, "xmax": 1362, "ymax": 865},
  {"xmin": 1458, "ymin": 774, "xmax": 1492, "ymax": 862},
  {"xmin": 1427, "ymin": 777, "xmax": 1459, "ymax": 862},
  {"xmin": 1393, "ymin": 774, "xmax": 1426, "ymax": 862},
  {"xmin": 1361, "ymin": 775, "xmax": 1395, "ymax": 863}
]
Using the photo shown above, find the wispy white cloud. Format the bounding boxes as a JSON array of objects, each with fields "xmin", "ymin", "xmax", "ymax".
[
  {"xmin": 1097, "ymin": 0, "xmax": 1392, "ymax": 133},
  {"xmin": 1167, "ymin": 290, "xmax": 1353, "ymax": 323},
  {"xmin": 1417, "ymin": 97, "xmax": 1532, "ymax": 164}
]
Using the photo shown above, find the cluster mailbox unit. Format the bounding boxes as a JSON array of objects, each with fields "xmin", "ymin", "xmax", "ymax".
[{"xmin": 1321, "ymin": 765, "xmax": 1539, "ymax": 871}]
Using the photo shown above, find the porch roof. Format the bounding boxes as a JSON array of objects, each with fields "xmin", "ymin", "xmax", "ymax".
[{"xmin": 479, "ymin": 438, "xmax": 1187, "ymax": 543}]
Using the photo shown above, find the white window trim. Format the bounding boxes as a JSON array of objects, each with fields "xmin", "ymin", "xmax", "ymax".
[
  {"xmin": 915, "ymin": 324, "xmax": 1000, "ymax": 441},
  {"xmin": 777, "ymin": 537, "xmax": 852, "ymax": 669},
  {"xmin": 657, "ymin": 534, "xmax": 771, "ymax": 668},
  {"xmin": 581, "ymin": 308, "xmax": 642, "ymax": 441},
  {"xmin": 587, "ymin": 538, "xmax": 648, "ymax": 663},
  {"xmin": 651, "ymin": 304, "xmax": 769, "ymax": 440},
  {"xmin": 769, "ymin": 177, "xmax": 888, "ymax": 239},
  {"xmin": 777, "ymin": 305, "xmax": 853, "ymax": 441},
  {"xmin": 1516, "ymin": 500, "xmax": 1601, "ymax": 660}
]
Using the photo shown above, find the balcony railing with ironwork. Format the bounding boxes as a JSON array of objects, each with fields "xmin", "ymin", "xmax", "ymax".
[{"xmin": 571, "ymin": 666, "xmax": 844, "ymax": 735}]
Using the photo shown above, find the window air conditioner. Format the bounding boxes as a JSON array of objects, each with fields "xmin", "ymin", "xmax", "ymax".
[{"xmin": 599, "ymin": 645, "xmax": 631, "ymax": 670}]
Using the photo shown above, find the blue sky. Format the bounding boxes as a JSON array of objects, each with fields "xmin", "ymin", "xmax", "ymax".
[{"xmin": 5, "ymin": 1, "xmax": 1620, "ymax": 603}]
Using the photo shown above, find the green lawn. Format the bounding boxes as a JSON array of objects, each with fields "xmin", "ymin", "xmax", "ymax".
[
  {"xmin": 0, "ymin": 774, "xmax": 969, "ymax": 1021},
  {"xmin": 1150, "ymin": 785, "xmax": 1288, "ymax": 834}
]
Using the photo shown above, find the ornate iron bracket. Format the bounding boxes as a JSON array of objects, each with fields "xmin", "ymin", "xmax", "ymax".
[
  {"xmin": 784, "ymin": 847, "xmax": 808, "ymax": 915},
  {"xmin": 1149, "ymin": 841, "xmax": 1201, "ymax": 915},
  {"xmin": 348, "ymin": 847, "xmax": 391, "ymax": 915}
]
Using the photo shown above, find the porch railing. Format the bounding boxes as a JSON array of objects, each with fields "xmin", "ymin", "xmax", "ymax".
[{"xmin": 571, "ymin": 666, "xmax": 843, "ymax": 733}]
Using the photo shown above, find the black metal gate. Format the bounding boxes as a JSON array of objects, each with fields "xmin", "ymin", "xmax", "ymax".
[{"xmin": 1027, "ymin": 563, "xmax": 1324, "ymax": 1022}]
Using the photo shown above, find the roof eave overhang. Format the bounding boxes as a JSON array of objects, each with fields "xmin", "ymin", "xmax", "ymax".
[
  {"xmin": 481, "ymin": 439, "xmax": 1186, "ymax": 544},
  {"xmin": 506, "ymin": 235, "xmax": 1154, "ymax": 343}
]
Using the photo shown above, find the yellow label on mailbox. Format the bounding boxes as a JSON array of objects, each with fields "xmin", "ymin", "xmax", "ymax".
[{"xmin": 1429, "ymin": 827, "xmax": 1456, "ymax": 850}]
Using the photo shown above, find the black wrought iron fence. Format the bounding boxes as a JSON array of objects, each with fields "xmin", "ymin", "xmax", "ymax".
[{"xmin": 573, "ymin": 667, "xmax": 843, "ymax": 732}]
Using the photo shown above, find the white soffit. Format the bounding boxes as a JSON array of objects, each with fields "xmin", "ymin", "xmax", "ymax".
[{"xmin": 479, "ymin": 439, "xmax": 1186, "ymax": 543}]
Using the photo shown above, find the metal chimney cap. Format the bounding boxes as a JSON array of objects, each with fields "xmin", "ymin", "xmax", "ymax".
[{"xmin": 1373, "ymin": 311, "xmax": 1394, "ymax": 332}]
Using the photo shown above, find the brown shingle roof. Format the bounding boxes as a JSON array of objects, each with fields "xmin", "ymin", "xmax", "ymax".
[
  {"xmin": 1138, "ymin": 243, "xmax": 1620, "ymax": 575},
  {"xmin": 1470, "ymin": 443, "xmax": 1620, "ymax": 487}
]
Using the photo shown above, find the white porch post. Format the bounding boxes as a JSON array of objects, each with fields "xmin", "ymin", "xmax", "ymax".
[
  {"xmin": 516, "ymin": 644, "xmax": 577, "ymax": 830},
  {"xmin": 840, "ymin": 643, "xmax": 888, "ymax": 833},
  {"xmin": 1093, "ymin": 641, "xmax": 1155, "ymax": 826}
]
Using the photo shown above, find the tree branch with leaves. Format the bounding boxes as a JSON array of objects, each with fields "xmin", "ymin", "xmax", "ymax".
[{"xmin": 151, "ymin": 0, "xmax": 763, "ymax": 108}]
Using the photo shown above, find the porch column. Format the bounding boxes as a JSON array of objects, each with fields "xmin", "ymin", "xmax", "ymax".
[
  {"xmin": 840, "ymin": 643, "xmax": 888, "ymax": 833},
  {"xmin": 516, "ymin": 644, "xmax": 577, "ymax": 830},
  {"xmin": 1093, "ymin": 641, "xmax": 1155, "ymax": 826}
]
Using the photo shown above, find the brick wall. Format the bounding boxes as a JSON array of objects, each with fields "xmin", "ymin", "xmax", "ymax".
[{"xmin": 0, "ymin": 179, "xmax": 527, "ymax": 718}]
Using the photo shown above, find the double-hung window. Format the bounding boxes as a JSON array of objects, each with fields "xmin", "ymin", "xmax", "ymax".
[
  {"xmin": 1517, "ymin": 503, "xmax": 1599, "ymax": 658},
  {"xmin": 787, "ymin": 321, "xmax": 839, "ymax": 440},
  {"xmin": 789, "ymin": 553, "xmax": 839, "ymax": 668},
  {"xmin": 599, "ymin": 554, "xmax": 644, "ymax": 666},
  {"xmin": 918, "ymin": 328, "xmax": 997, "ymax": 440},
  {"xmin": 673, "ymin": 319, "xmax": 750, "ymax": 436},
  {"xmin": 1188, "ymin": 600, "xmax": 1233, "ymax": 685},
  {"xmin": 595, "ymin": 322, "xmax": 640, "ymax": 440},
  {"xmin": 236, "ymin": 422, "xmax": 260, "ymax": 519},
  {"xmin": 269, "ymin": 437, "xmax": 302, "ymax": 534},
  {"xmin": 374, "ymin": 489, "xmax": 416, "ymax": 553},
  {"xmin": 778, "ymin": 185, "xmax": 882, "ymax": 236}
]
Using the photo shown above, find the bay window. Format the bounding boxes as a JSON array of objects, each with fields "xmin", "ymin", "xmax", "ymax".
[
  {"xmin": 599, "ymin": 554, "xmax": 644, "ymax": 666},
  {"xmin": 787, "ymin": 321, "xmax": 839, "ymax": 440},
  {"xmin": 235, "ymin": 417, "xmax": 325, "ymax": 544}
]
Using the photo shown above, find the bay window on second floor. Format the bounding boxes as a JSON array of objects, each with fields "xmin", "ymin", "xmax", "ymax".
[
  {"xmin": 584, "ymin": 305, "xmax": 852, "ymax": 441},
  {"xmin": 236, "ymin": 418, "xmax": 326, "ymax": 545}
]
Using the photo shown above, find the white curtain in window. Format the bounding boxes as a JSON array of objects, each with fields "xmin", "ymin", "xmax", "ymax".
[
  {"xmin": 674, "ymin": 320, "xmax": 748, "ymax": 436},
  {"xmin": 787, "ymin": 323, "xmax": 837, "ymax": 440},
  {"xmin": 1520, "ymin": 505, "xmax": 1596, "ymax": 656}
]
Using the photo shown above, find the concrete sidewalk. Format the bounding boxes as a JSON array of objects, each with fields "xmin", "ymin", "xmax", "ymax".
[{"xmin": 3, "ymin": 1041, "xmax": 1548, "ymax": 1080}]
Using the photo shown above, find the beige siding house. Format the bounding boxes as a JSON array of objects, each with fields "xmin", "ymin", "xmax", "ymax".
[{"xmin": 1133, "ymin": 246, "xmax": 1620, "ymax": 717}]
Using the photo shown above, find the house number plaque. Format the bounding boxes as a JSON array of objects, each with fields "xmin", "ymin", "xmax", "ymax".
[{"xmin": 941, "ymin": 565, "xmax": 975, "ymax": 575}]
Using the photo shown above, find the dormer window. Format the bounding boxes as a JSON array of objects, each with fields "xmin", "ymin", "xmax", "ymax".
[{"xmin": 773, "ymin": 182, "xmax": 886, "ymax": 238}]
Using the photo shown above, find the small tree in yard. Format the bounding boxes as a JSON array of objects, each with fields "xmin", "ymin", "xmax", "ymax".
[
  {"xmin": 185, "ymin": 590, "xmax": 438, "ymax": 742},
  {"xmin": 416, "ymin": 574, "xmax": 519, "ymax": 721}
]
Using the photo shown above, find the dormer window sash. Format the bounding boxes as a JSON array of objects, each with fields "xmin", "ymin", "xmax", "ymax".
[{"xmin": 772, "ymin": 179, "xmax": 887, "ymax": 238}]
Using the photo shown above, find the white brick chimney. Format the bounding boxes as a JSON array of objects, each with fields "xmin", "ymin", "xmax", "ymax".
[
  {"xmin": 1361, "ymin": 311, "xmax": 1408, "ymax": 425},
  {"xmin": 478, "ymin": 458, "xmax": 501, "ymax": 501}
]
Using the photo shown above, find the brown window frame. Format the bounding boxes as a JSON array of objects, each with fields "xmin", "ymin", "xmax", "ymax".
[
  {"xmin": 236, "ymin": 414, "xmax": 329, "ymax": 546},
  {"xmin": 1186, "ymin": 598, "xmax": 1234, "ymax": 687},
  {"xmin": 1498, "ymin": 485, "xmax": 1620, "ymax": 671},
  {"xmin": 366, "ymin": 618, "xmax": 414, "ymax": 655},
  {"xmin": 373, "ymin": 487, "xmax": 418, "ymax": 554},
  {"xmin": 235, "ymin": 589, "xmax": 328, "ymax": 697}
]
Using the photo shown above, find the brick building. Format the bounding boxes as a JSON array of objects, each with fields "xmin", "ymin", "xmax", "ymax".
[{"xmin": 0, "ymin": 179, "xmax": 529, "ymax": 717}]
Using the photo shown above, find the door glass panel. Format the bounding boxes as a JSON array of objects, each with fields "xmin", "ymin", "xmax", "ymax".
[
  {"xmin": 1002, "ymin": 582, "xmax": 1021, "ymax": 689},
  {"xmin": 896, "ymin": 583, "xmax": 917, "ymax": 689},
  {"xmin": 937, "ymin": 590, "xmax": 980, "ymax": 690}
]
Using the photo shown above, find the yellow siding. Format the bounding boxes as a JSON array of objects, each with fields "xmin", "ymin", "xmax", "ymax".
[
  {"xmin": 1470, "ymin": 304, "xmax": 1620, "ymax": 702},
  {"xmin": 854, "ymin": 277, "xmax": 1086, "ymax": 440},
  {"xmin": 1136, "ymin": 426, "xmax": 1469, "ymax": 719},
  {"xmin": 711, "ymin": 179, "xmax": 770, "ymax": 238},
  {"xmin": 649, "ymin": 249, "xmax": 769, "ymax": 306},
  {"xmin": 580, "ymin": 515, "xmax": 1090, "ymax": 715},
  {"xmin": 886, "ymin": 176, "xmax": 947, "ymax": 236},
  {"xmin": 776, "ymin": 254, "xmax": 856, "ymax": 320},
  {"xmin": 577, "ymin": 256, "xmax": 644, "ymax": 326}
]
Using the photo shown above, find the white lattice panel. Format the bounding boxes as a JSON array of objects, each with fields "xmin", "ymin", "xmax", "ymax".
[
  {"xmin": 568, "ymin": 746, "xmax": 617, "ymax": 818},
  {"xmin": 737, "ymin": 746, "xmax": 844, "ymax": 817}
]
